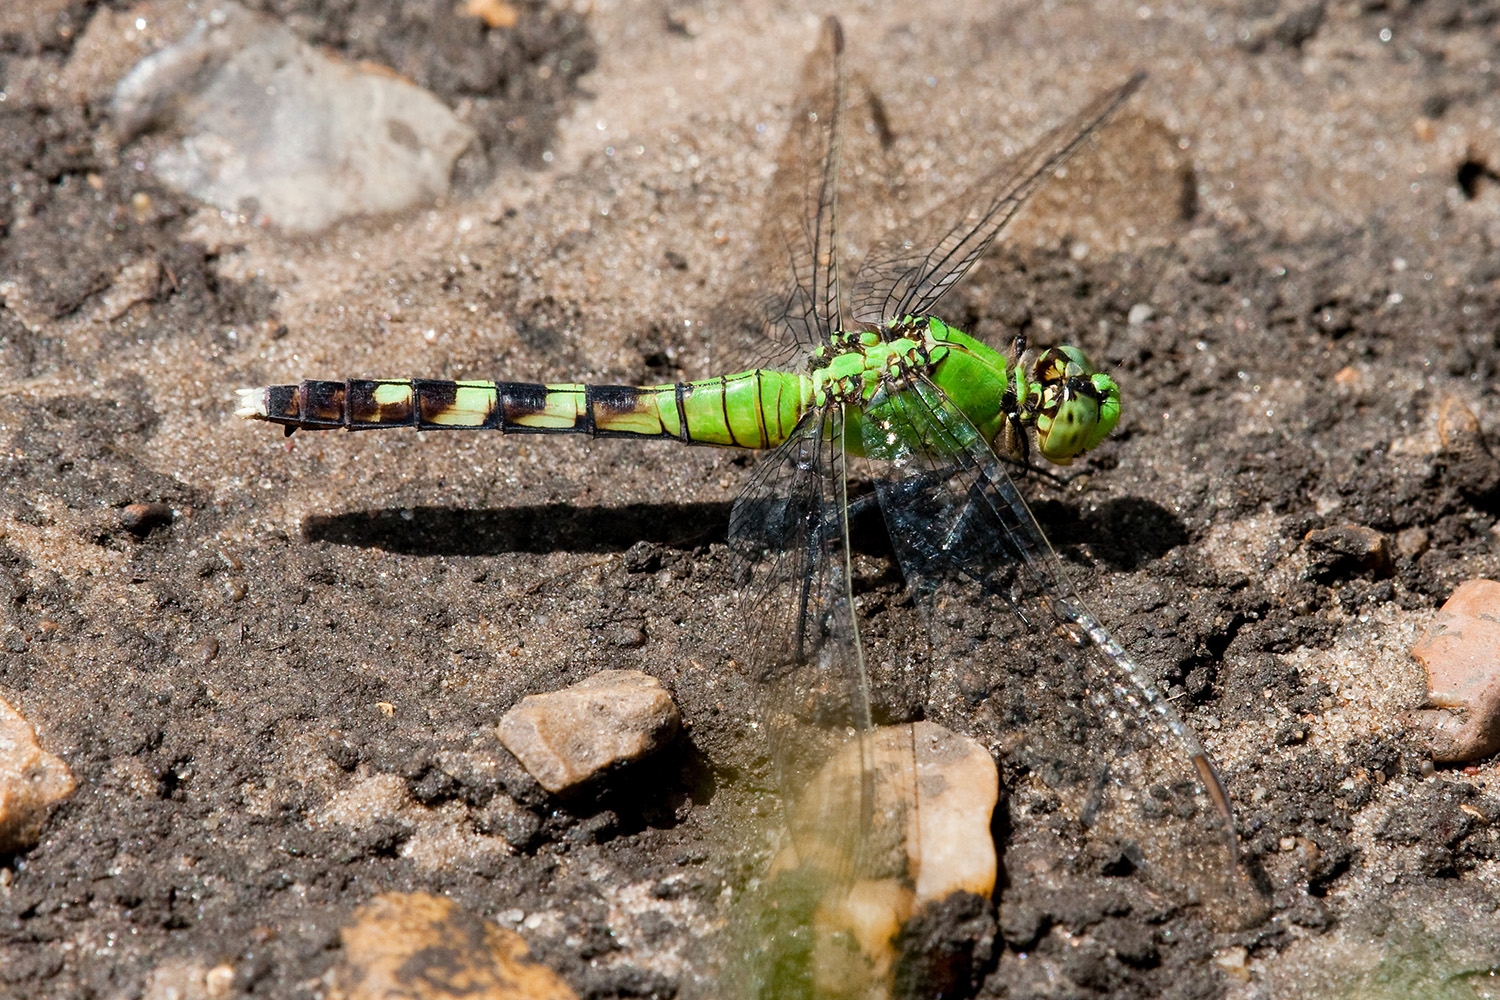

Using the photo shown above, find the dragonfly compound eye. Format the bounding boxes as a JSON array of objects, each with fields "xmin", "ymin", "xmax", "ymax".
[{"xmin": 1034, "ymin": 367, "xmax": 1121, "ymax": 465}]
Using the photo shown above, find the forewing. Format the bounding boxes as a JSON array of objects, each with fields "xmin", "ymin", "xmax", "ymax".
[
  {"xmin": 849, "ymin": 74, "xmax": 1144, "ymax": 327},
  {"xmin": 710, "ymin": 17, "xmax": 846, "ymax": 373},
  {"xmin": 860, "ymin": 376, "xmax": 1270, "ymax": 923}
]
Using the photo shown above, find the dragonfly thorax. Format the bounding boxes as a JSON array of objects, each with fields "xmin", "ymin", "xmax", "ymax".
[{"xmin": 808, "ymin": 324, "xmax": 937, "ymax": 407}]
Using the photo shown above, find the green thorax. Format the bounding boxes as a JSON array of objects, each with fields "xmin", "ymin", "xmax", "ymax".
[{"xmin": 811, "ymin": 317, "xmax": 1121, "ymax": 466}]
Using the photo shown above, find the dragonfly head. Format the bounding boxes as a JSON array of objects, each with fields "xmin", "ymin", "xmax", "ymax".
[{"xmin": 1026, "ymin": 346, "xmax": 1121, "ymax": 465}]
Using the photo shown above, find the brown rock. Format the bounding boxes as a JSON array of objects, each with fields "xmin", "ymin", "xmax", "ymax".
[
  {"xmin": 498, "ymin": 670, "xmax": 679, "ymax": 794},
  {"xmin": 118, "ymin": 502, "xmax": 174, "ymax": 536},
  {"xmin": 329, "ymin": 892, "xmax": 576, "ymax": 1000},
  {"xmin": 0, "ymin": 696, "xmax": 76, "ymax": 853},
  {"xmin": 1304, "ymin": 524, "xmax": 1391, "ymax": 580},
  {"xmin": 1403, "ymin": 579, "xmax": 1500, "ymax": 762},
  {"xmin": 1438, "ymin": 397, "xmax": 1500, "ymax": 501}
]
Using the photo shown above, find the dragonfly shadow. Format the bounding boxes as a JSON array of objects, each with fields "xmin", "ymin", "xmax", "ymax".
[
  {"xmin": 303, "ymin": 497, "xmax": 904, "ymax": 559},
  {"xmin": 1032, "ymin": 495, "xmax": 1189, "ymax": 571},
  {"xmin": 303, "ymin": 502, "xmax": 735, "ymax": 556}
]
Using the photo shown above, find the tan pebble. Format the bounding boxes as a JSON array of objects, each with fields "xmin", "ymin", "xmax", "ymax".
[
  {"xmin": 1437, "ymin": 397, "xmax": 1500, "ymax": 498},
  {"xmin": 204, "ymin": 963, "xmax": 235, "ymax": 997},
  {"xmin": 0, "ymin": 696, "xmax": 77, "ymax": 853},
  {"xmin": 1395, "ymin": 526, "xmax": 1430, "ymax": 560},
  {"xmin": 498, "ymin": 670, "xmax": 679, "ymax": 794},
  {"xmin": 328, "ymin": 891, "xmax": 576, "ymax": 1000},
  {"xmin": 119, "ymin": 502, "xmax": 174, "ymax": 535},
  {"xmin": 1304, "ymin": 524, "xmax": 1391, "ymax": 576},
  {"xmin": 461, "ymin": 0, "xmax": 519, "ymax": 28},
  {"xmin": 1214, "ymin": 945, "xmax": 1252, "ymax": 981},
  {"xmin": 1402, "ymin": 579, "xmax": 1500, "ymax": 762}
]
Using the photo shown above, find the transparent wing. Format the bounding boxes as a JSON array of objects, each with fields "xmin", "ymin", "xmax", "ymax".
[
  {"xmin": 709, "ymin": 16, "xmax": 846, "ymax": 373},
  {"xmin": 727, "ymin": 406, "xmax": 933, "ymax": 997},
  {"xmin": 727, "ymin": 404, "xmax": 875, "ymax": 877},
  {"xmin": 849, "ymin": 73, "xmax": 1144, "ymax": 327},
  {"xmin": 860, "ymin": 375, "xmax": 1271, "ymax": 922}
]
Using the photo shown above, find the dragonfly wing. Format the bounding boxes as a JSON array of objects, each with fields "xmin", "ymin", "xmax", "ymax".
[
  {"xmin": 711, "ymin": 17, "xmax": 846, "ymax": 372},
  {"xmin": 727, "ymin": 405, "xmax": 934, "ymax": 996},
  {"xmin": 860, "ymin": 375, "xmax": 1271, "ymax": 922},
  {"xmin": 728, "ymin": 404, "xmax": 875, "ymax": 872},
  {"xmin": 849, "ymin": 73, "xmax": 1144, "ymax": 327}
]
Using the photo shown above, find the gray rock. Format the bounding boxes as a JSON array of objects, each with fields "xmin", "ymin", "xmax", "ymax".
[{"xmin": 110, "ymin": 1, "xmax": 476, "ymax": 233}]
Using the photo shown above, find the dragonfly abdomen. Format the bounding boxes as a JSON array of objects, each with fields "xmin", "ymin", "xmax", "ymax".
[{"xmin": 235, "ymin": 372, "xmax": 814, "ymax": 448}]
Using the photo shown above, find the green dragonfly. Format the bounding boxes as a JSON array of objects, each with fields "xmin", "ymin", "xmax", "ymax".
[{"xmin": 239, "ymin": 16, "xmax": 1264, "ymax": 995}]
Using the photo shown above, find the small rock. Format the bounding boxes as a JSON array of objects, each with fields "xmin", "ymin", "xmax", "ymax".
[
  {"xmin": 1395, "ymin": 526, "xmax": 1430, "ymax": 560},
  {"xmin": 1304, "ymin": 524, "xmax": 1391, "ymax": 580},
  {"xmin": 1126, "ymin": 303, "xmax": 1154, "ymax": 326},
  {"xmin": 460, "ymin": 0, "xmax": 519, "ymax": 29},
  {"xmin": 204, "ymin": 964, "xmax": 235, "ymax": 998},
  {"xmin": 1403, "ymin": 579, "xmax": 1500, "ymax": 762},
  {"xmin": 329, "ymin": 892, "xmax": 577, "ymax": 1000},
  {"xmin": 144, "ymin": 959, "xmax": 234, "ymax": 1000},
  {"xmin": 497, "ymin": 670, "xmax": 679, "ymax": 794},
  {"xmin": 111, "ymin": 1, "xmax": 476, "ymax": 234},
  {"xmin": 119, "ymin": 502, "xmax": 174, "ymax": 536},
  {"xmin": 0, "ymin": 696, "xmax": 77, "ymax": 853},
  {"xmin": 1214, "ymin": 945, "xmax": 1251, "ymax": 982},
  {"xmin": 1438, "ymin": 396, "xmax": 1500, "ymax": 501}
]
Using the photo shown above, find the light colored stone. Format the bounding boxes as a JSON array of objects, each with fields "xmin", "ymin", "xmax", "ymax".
[
  {"xmin": 498, "ymin": 670, "xmax": 680, "ymax": 794},
  {"xmin": 110, "ymin": 1, "xmax": 476, "ymax": 233},
  {"xmin": 1403, "ymin": 579, "xmax": 1500, "ymax": 762},
  {"xmin": 0, "ymin": 696, "xmax": 76, "ymax": 853},
  {"xmin": 329, "ymin": 892, "xmax": 577, "ymax": 1000},
  {"xmin": 144, "ymin": 959, "xmax": 224, "ymax": 1000},
  {"xmin": 767, "ymin": 722, "xmax": 999, "ymax": 994}
]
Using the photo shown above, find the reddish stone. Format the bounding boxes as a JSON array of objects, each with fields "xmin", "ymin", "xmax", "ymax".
[{"xmin": 1404, "ymin": 579, "xmax": 1500, "ymax": 763}]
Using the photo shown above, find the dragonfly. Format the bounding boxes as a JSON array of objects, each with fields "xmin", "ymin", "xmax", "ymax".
[{"xmin": 238, "ymin": 16, "xmax": 1266, "ymax": 996}]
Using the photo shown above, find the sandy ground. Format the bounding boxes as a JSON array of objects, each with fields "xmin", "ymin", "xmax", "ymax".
[{"xmin": 3, "ymin": 0, "xmax": 1500, "ymax": 997}]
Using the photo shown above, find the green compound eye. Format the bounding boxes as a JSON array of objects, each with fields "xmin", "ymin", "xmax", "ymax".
[{"xmin": 1034, "ymin": 365, "xmax": 1121, "ymax": 465}]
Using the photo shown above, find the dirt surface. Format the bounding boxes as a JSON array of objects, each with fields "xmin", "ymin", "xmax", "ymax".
[{"xmin": 3, "ymin": 1, "xmax": 1500, "ymax": 998}]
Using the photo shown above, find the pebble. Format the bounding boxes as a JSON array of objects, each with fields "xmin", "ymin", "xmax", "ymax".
[
  {"xmin": 110, "ymin": 1, "xmax": 476, "ymax": 234},
  {"xmin": 0, "ymin": 696, "xmax": 77, "ymax": 853},
  {"xmin": 497, "ymin": 670, "xmax": 680, "ymax": 794},
  {"xmin": 1403, "ymin": 579, "xmax": 1500, "ymax": 762},
  {"xmin": 329, "ymin": 892, "xmax": 576, "ymax": 1000},
  {"xmin": 1438, "ymin": 397, "xmax": 1500, "ymax": 500},
  {"xmin": 1304, "ymin": 524, "xmax": 1391, "ymax": 579},
  {"xmin": 118, "ymin": 502, "xmax": 174, "ymax": 536}
]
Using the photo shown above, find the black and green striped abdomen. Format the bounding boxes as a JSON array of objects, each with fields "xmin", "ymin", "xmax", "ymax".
[{"xmin": 237, "ymin": 372, "xmax": 815, "ymax": 449}]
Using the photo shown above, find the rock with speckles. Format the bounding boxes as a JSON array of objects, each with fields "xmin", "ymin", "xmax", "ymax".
[
  {"xmin": 498, "ymin": 670, "xmax": 679, "ymax": 794},
  {"xmin": 1403, "ymin": 579, "xmax": 1500, "ymax": 762},
  {"xmin": 329, "ymin": 892, "xmax": 576, "ymax": 1000},
  {"xmin": 0, "ymin": 696, "xmax": 76, "ymax": 853}
]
